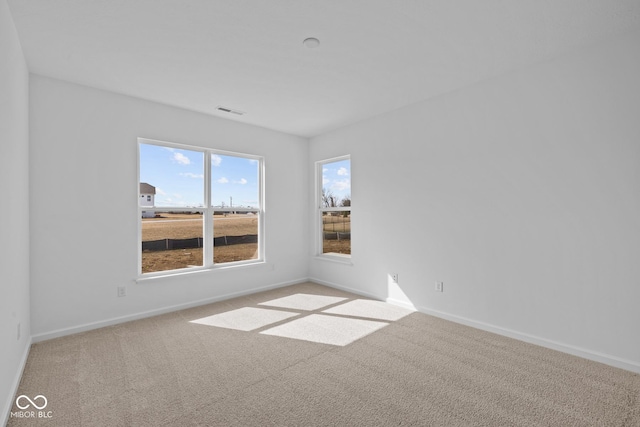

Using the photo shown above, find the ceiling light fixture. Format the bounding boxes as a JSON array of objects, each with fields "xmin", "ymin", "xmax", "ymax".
[{"xmin": 303, "ymin": 37, "xmax": 320, "ymax": 48}]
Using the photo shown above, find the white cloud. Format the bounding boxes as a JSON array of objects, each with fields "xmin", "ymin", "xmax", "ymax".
[
  {"xmin": 337, "ymin": 167, "xmax": 349, "ymax": 176},
  {"xmin": 156, "ymin": 188, "xmax": 167, "ymax": 196},
  {"xmin": 248, "ymin": 159, "xmax": 259, "ymax": 165},
  {"xmin": 216, "ymin": 177, "xmax": 229, "ymax": 184},
  {"xmin": 179, "ymin": 173, "xmax": 204, "ymax": 179},
  {"xmin": 322, "ymin": 175, "xmax": 329, "ymax": 186},
  {"xmin": 332, "ymin": 179, "xmax": 351, "ymax": 192},
  {"xmin": 233, "ymin": 178, "xmax": 248, "ymax": 185},
  {"xmin": 173, "ymin": 152, "xmax": 190, "ymax": 165},
  {"xmin": 211, "ymin": 154, "xmax": 222, "ymax": 167},
  {"xmin": 323, "ymin": 168, "xmax": 328, "ymax": 173}
]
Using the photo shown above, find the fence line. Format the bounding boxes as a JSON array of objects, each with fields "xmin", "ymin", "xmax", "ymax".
[
  {"xmin": 143, "ymin": 233, "xmax": 348, "ymax": 252},
  {"xmin": 323, "ymin": 232, "xmax": 351, "ymax": 241},
  {"xmin": 142, "ymin": 235, "xmax": 257, "ymax": 252}
]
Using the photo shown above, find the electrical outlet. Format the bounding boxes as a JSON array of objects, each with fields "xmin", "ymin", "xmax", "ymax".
[
  {"xmin": 117, "ymin": 286, "xmax": 127, "ymax": 297},
  {"xmin": 435, "ymin": 281, "xmax": 443, "ymax": 292},
  {"xmin": 391, "ymin": 273, "xmax": 399, "ymax": 283}
]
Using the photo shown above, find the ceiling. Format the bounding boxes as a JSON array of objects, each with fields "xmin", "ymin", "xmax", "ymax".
[{"xmin": 7, "ymin": 0, "xmax": 640, "ymax": 137}]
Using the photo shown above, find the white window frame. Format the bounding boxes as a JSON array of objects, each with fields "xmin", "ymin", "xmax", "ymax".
[
  {"xmin": 137, "ymin": 137, "xmax": 264, "ymax": 277},
  {"xmin": 316, "ymin": 155, "xmax": 351, "ymax": 260}
]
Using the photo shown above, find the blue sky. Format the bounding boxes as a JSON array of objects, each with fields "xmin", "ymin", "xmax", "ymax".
[
  {"xmin": 140, "ymin": 143, "xmax": 259, "ymax": 208},
  {"xmin": 322, "ymin": 158, "xmax": 351, "ymax": 203}
]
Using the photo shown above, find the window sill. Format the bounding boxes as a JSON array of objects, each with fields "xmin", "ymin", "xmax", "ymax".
[
  {"xmin": 313, "ymin": 254, "xmax": 353, "ymax": 266},
  {"xmin": 136, "ymin": 260, "xmax": 269, "ymax": 283}
]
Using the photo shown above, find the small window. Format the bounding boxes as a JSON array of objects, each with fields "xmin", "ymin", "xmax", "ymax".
[
  {"xmin": 317, "ymin": 156, "xmax": 351, "ymax": 257},
  {"xmin": 138, "ymin": 139, "xmax": 263, "ymax": 275}
]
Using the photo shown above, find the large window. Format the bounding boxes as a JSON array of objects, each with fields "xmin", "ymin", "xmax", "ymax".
[
  {"xmin": 138, "ymin": 138, "xmax": 263, "ymax": 275},
  {"xmin": 317, "ymin": 156, "xmax": 351, "ymax": 257}
]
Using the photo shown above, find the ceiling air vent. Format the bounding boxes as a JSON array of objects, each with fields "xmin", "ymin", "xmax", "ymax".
[{"xmin": 217, "ymin": 106, "xmax": 245, "ymax": 116}]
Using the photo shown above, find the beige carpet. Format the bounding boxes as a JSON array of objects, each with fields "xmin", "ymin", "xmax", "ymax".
[{"xmin": 8, "ymin": 282, "xmax": 640, "ymax": 426}]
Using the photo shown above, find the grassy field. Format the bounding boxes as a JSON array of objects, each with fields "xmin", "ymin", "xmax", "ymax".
[
  {"xmin": 322, "ymin": 214, "xmax": 351, "ymax": 255},
  {"xmin": 141, "ymin": 213, "xmax": 350, "ymax": 273},
  {"xmin": 141, "ymin": 213, "xmax": 258, "ymax": 273},
  {"xmin": 142, "ymin": 213, "xmax": 258, "ymax": 239}
]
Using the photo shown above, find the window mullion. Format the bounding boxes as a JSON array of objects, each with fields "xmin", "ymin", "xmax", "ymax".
[{"xmin": 203, "ymin": 151, "xmax": 213, "ymax": 267}]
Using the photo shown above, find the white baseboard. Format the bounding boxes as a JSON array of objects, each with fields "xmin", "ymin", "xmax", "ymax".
[
  {"xmin": 309, "ymin": 277, "xmax": 418, "ymax": 310},
  {"xmin": 2, "ymin": 337, "xmax": 31, "ymax": 427},
  {"xmin": 308, "ymin": 277, "xmax": 383, "ymax": 301},
  {"xmin": 309, "ymin": 277, "xmax": 640, "ymax": 374},
  {"xmin": 418, "ymin": 306, "xmax": 640, "ymax": 374},
  {"xmin": 28, "ymin": 275, "xmax": 640, "ymax": 374},
  {"xmin": 32, "ymin": 277, "xmax": 308, "ymax": 343},
  {"xmin": 384, "ymin": 297, "xmax": 418, "ymax": 311}
]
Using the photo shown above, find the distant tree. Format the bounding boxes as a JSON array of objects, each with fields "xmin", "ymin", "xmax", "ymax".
[
  {"xmin": 340, "ymin": 195, "xmax": 351, "ymax": 217},
  {"xmin": 322, "ymin": 188, "xmax": 338, "ymax": 208}
]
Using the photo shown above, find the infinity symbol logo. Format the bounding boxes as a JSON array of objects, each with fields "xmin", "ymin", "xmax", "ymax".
[{"xmin": 16, "ymin": 395, "xmax": 48, "ymax": 410}]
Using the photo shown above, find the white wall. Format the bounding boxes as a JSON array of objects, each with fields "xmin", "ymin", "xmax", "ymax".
[
  {"xmin": 29, "ymin": 75, "xmax": 309, "ymax": 339},
  {"xmin": 309, "ymin": 29, "xmax": 640, "ymax": 371},
  {"xmin": 0, "ymin": 0, "xmax": 30, "ymax": 422}
]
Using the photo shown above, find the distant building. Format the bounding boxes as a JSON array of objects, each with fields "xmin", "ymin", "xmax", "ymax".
[{"xmin": 140, "ymin": 182, "xmax": 156, "ymax": 218}]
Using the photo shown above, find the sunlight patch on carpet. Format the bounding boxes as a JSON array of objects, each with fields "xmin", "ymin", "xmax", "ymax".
[
  {"xmin": 258, "ymin": 293, "xmax": 347, "ymax": 311},
  {"xmin": 190, "ymin": 307, "xmax": 298, "ymax": 331},
  {"xmin": 260, "ymin": 314, "xmax": 388, "ymax": 346},
  {"xmin": 322, "ymin": 299, "xmax": 414, "ymax": 321}
]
